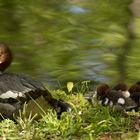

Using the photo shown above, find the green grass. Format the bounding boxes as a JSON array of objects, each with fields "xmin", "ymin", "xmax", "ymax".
[{"xmin": 0, "ymin": 88, "xmax": 139, "ymax": 140}]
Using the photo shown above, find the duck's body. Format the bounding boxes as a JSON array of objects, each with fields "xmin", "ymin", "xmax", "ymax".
[
  {"xmin": 96, "ymin": 83, "xmax": 136, "ymax": 110},
  {"xmin": 129, "ymin": 82, "xmax": 140, "ymax": 110},
  {"xmin": 0, "ymin": 72, "xmax": 45, "ymax": 102},
  {"xmin": 0, "ymin": 43, "xmax": 71, "ymax": 119},
  {"xmin": 96, "ymin": 84, "xmax": 125, "ymax": 106},
  {"xmin": 100, "ymin": 90, "xmax": 127, "ymax": 107},
  {"xmin": 0, "ymin": 72, "xmax": 71, "ymax": 119}
]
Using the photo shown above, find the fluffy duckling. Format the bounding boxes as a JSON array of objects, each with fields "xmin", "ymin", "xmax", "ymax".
[
  {"xmin": 129, "ymin": 81, "xmax": 140, "ymax": 110},
  {"xmin": 113, "ymin": 83, "xmax": 130, "ymax": 98},
  {"xmin": 96, "ymin": 84, "xmax": 126, "ymax": 106},
  {"xmin": 96, "ymin": 83, "xmax": 136, "ymax": 110}
]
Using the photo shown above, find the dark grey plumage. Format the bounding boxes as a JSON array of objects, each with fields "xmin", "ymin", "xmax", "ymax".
[
  {"xmin": 0, "ymin": 72, "xmax": 71, "ymax": 119},
  {"xmin": 96, "ymin": 84, "xmax": 137, "ymax": 111}
]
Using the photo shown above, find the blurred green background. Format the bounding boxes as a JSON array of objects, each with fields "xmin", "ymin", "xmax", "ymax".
[{"xmin": 0, "ymin": 0, "xmax": 140, "ymax": 89}]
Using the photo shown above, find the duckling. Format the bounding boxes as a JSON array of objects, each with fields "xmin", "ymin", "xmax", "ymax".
[
  {"xmin": 96, "ymin": 84, "xmax": 126, "ymax": 106},
  {"xmin": 113, "ymin": 83, "xmax": 130, "ymax": 98},
  {"xmin": 96, "ymin": 83, "xmax": 136, "ymax": 111},
  {"xmin": 129, "ymin": 81, "xmax": 140, "ymax": 110}
]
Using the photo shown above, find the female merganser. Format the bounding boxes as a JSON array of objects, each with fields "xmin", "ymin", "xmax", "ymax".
[{"xmin": 0, "ymin": 42, "xmax": 71, "ymax": 119}]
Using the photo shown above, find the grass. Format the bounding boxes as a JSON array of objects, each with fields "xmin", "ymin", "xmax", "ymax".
[{"xmin": 0, "ymin": 83, "xmax": 139, "ymax": 140}]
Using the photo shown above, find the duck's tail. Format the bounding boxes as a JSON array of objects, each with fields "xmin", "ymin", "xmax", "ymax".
[{"xmin": 42, "ymin": 89, "xmax": 71, "ymax": 118}]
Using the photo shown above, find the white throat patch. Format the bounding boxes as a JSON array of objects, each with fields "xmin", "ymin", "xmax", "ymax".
[{"xmin": 122, "ymin": 91, "xmax": 130, "ymax": 98}]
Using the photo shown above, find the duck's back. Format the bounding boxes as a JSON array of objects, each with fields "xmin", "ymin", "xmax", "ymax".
[{"xmin": 0, "ymin": 72, "xmax": 47, "ymax": 102}]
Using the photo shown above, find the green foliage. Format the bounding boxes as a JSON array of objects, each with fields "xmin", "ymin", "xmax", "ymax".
[
  {"xmin": 0, "ymin": 119, "xmax": 19, "ymax": 139},
  {"xmin": 0, "ymin": 0, "xmax": 136, "ymax": 83}
]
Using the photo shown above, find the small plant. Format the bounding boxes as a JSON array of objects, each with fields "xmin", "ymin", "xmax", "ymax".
[
  {"xmin": 81, "ymin": 80, "xmax": 90, "ymax": 95},
  {"xmin": 16, "ymin": 103, "xmax": 38, "ymax": 129},
  {"xmin": 67, "ymin": 82, "xmax": 74, "ymax": 93}
]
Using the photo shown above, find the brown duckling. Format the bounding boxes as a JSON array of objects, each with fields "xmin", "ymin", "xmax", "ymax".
[
  {"xmin": 96, "ymin": 83, "xmax": 136, "ymax": 111},
  {"xmin": 113, "ymin": 83, "xmax": 130, "ymax": 98},
  {"xmin": 129, "ymin": 81, "xmax": 140, "ymax": 110}
]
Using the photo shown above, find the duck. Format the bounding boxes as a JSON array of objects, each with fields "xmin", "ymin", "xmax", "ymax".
[
  {"xmin": 96, "ymin": 83, "xmax": 136, "ymax": 111},
  {"xmin": 129, "ymin": 81, "xmax": 140, "ymax": 93},
  {"xmin": 96, "ymin": 83, "xmax": 126, "ymax": 107},
  {"xmin": 0, "ymin": 42, "xmax": 71, "ymax": 119},
  {"xmin": 113, "ymin": 83, "xmax": 130, "ymax": 98},
  {"xmin": 129, "ymin": 81, "xmax": 140, "ymax": 110}
]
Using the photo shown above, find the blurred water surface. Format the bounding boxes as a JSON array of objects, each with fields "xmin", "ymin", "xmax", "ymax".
[{"xmin": 0, "ymin": 0, "xmax": 140, "ymax": 89}]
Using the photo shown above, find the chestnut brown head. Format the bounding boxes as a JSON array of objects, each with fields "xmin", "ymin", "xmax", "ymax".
[
  {"xmin": 96, "ymin": 83, "xmax": 109, "ymax": 99},
  {"xmin": 129, "ymin": 84, "xmax": 140, "ymax": 93},
  {"xmin": 0, "ymin": 42, "xmax": 13, "ymax": 72},
  {"xmin": 113, "ymin": 83, "xmax": 130, "ymax": 98},
  {"xmin": 113, "ymin": 83, "xmax": 128, "ymax": 91},
  {"xmin": 136, "ymin": 81, "xmax": 140, "ymax": 85}
]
